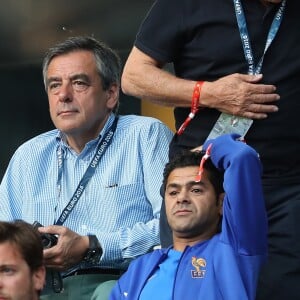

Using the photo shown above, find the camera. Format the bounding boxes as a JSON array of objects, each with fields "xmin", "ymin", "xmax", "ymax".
[{"xmin": 32, "ymin": 221, "xmax": 57, "ymax": 249}]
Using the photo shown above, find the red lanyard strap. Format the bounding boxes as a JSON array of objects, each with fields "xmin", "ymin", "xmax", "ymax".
[
  {"xmin": 195, "ymin": 143, "xmax": 212, "ymax": 182},
  {"xmin": 177, "ymin": 81, "xmax": 204, "ymax": 135}
]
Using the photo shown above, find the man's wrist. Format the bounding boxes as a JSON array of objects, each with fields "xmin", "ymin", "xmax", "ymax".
[{"xmin": 82, "ymin": 235, "xmax": 102, "ymax": 265}]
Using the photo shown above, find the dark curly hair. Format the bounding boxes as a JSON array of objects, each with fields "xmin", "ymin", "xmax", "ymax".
[{"xmin": 162, "ymin": 149, "xmax": 224, "ymax": 197}]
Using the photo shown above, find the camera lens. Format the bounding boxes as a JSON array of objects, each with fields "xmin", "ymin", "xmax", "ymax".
[
  {"xmin": 41, "ymin": 236, "xmax": 52, "ymax": 249},
  {"xmin": 41, "ymin": 233, "xmax": 57, "ymax": 249}
]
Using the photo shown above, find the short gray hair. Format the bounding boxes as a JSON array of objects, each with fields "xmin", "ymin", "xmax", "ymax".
[{"xmin": 42, "ymin": 36, "xmax": 121, "ymax": 91}]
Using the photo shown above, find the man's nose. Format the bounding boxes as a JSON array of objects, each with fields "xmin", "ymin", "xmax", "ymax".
[
  {"xmin": 58, "ymin": 83, "xmax": 72, "ymax": 102},
  {"xmin": 176, "ymin": 190, "xmax": 190, "ymax": 203}
]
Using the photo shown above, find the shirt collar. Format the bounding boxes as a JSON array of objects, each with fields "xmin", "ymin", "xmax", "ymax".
[{"xmin": 55, "ymin": 112, "xmax": 117, "ymax": 152}]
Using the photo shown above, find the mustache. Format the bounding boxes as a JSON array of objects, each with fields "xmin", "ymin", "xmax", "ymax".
[
  {"xmin": 172, "ymin": 203, "xmax": 192, "ymax": 214},
  {"xmin": 56, "ymin": 104, "xmax": 78, "ymax": 115}
]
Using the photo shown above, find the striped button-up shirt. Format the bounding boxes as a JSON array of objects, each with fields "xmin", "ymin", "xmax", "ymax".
[{"xmin": 0, "ymin": 113, "xmax": 173, "ymax": 271}]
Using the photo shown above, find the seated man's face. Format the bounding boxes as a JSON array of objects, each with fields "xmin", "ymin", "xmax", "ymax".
[
  {"xmin": 0, "ymin": 242, "xmax": 45, "ymax": 300},
  {"xmin": 165, "ymin": 166, "xmax": 223, "ymax": 241}
]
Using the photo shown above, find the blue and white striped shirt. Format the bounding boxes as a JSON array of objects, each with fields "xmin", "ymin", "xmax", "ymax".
[{"xmin": 0, "ymin": 113, "xmax": 173, "ymax": 270}]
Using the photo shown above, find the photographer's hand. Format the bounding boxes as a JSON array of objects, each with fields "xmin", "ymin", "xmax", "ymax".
[{"xmin": 38, "ymin": 225, "xmax": 89, "ymax": 271}]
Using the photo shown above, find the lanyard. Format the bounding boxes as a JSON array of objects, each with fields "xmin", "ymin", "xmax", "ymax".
[
  {"xmin": 206, "ymin": 0, "xmax": 286, "ymax": 141},
  {"xmin": 234, "ymin": 0, "xmax": 286, "ymax": 75},
  {"xmin": 55, "ymin": 116, "xmax": 118, "ymax": 226}
]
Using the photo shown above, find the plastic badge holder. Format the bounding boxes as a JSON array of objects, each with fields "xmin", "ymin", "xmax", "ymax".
[{"xmin": 206, "ymin": 113, "xmax": 253, "ymax": 140}]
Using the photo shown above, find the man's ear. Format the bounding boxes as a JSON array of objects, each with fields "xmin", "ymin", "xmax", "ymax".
[
  {"xmin": 106, "ymin": 83, "xmax": 119, "ymax": 110},
  {"xmin": 33, "ymin": 266, "xmax": 46, "ymax": 292},
  {"xmin": 217, "ymin": 193, "xmax": 225, "ymax": 216}
]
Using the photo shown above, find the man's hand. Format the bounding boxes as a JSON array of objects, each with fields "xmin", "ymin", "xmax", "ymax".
[
  {"xmin": 38, "ymin": 225, "xmax": 89, "ymax": 271},
  {"xmin": 202, "ymin": 73, "xmax": 280, "ymax": 119}
]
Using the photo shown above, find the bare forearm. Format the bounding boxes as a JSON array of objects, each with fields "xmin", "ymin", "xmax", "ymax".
[
  {"xmin": 122, "ymin": 47, "xmax": 280, "ymax": 119},
  {"xmin": 122, "ymin": 63, "xmax": 195, "ymax": 107},
  {"xmin": 122, "ymin": 47, "xmax": 195, "ymax": 107}
]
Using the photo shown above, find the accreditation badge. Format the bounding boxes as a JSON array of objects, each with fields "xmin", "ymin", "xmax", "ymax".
[{"xmin": 206, "ymin": 112, "xmax": 253, "ymax": 140}]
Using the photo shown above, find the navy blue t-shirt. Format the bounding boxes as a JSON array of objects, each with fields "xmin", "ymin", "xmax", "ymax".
[{"xmin": 135, "ymin": 0, "xmax": 300, "ymax": 184}]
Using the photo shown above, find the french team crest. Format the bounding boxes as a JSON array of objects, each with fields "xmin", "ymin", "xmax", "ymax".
[{"xmin": 191, "ymin": 256, "xmax": 206, "ymax": 278}]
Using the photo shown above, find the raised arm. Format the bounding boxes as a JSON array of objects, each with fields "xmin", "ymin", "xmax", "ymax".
[{"xmin": 203, "ymin": 134, "xmax": 267, "ymax": 255}]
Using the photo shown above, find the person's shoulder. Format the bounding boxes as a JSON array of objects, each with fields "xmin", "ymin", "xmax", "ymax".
[
  {"xmin": 118, "ymin": 114, "xmax": 170, "ymax": 130},
  {"xmin": 119, "ymin": 114, "xmax": 164, "ymax": 125},
  {"xmin": 15, "ymin": 129, "xmax": 59, "ymax": 151}
]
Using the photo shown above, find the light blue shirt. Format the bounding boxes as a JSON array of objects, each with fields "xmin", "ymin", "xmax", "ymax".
[
  {"xmin": 0, "ymin": 113, "xmax": 173, "ymax": 271},
  {"xmin": 139, "ymin": 249, "xmax": 182, "ymax": 300}
]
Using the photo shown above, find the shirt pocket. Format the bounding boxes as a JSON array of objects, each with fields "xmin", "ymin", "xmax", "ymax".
[{"xmin": 85, "ymin": 181, "xmax": 153, "ymax": 230}]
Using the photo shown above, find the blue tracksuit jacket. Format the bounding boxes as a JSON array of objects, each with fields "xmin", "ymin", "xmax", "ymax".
[{"xmin": 110, "ymin": 134, "xmax": 268, "ymax": 300}]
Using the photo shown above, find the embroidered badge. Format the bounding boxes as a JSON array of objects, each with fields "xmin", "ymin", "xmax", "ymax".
[{"xmin": 191, "ymin": 256, "xmax": 206, "ymax": 278}]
